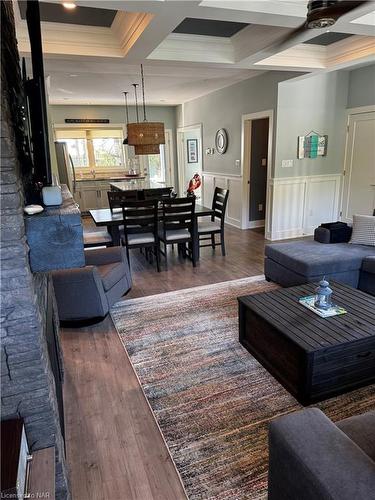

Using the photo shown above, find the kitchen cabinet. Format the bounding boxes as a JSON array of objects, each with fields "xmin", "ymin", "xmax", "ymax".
[{"xmin": 75, "ymin": 181, "xmax": 110, "ymax": 212}]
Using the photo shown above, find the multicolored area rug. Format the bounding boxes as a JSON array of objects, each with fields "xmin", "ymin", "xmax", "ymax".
[{"xmin": 111, "ymin": 276, "xmax": 375, "ymax": 499}]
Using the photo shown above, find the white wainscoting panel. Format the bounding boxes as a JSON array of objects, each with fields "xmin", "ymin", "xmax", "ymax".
[
  {"xmin": 304, "ymin": 176, "xmax": 341, "ymax": 234},
  {"xmin": 202, "ymin": 173, "xmax": 242, "ymax": 228},
  {"xmin": 269, "ymin": 174, "xmax": 342, "ymax": 240}
]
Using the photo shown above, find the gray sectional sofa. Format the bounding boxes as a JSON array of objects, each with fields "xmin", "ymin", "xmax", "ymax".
[
  {"xmin": 268, "ymin": 408, "xmax": 375, "ymax": 500},
  {"xmin": 264, "ymin": 228, "xmax": 375, "ymax": 295}
]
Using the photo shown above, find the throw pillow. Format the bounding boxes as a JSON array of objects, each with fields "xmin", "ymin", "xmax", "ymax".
[{"xmin": 349, "ymin": 214, "xmax": 375, "ymax": 246}]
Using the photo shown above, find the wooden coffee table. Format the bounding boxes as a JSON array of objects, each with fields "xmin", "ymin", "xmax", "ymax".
[{"xmin": 238, "ymin": 281, "xmax": 375, "ymax": 405}]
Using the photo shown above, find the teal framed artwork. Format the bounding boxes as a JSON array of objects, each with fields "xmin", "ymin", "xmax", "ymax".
[{"xmin": 297, "ymin": 132, "xmax": 328, "ymax": 159}]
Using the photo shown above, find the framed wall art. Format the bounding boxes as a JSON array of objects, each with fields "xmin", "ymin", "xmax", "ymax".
[
  {"xmin": 187, "ymin": 139, "xmax": 198, "ymax": 163},
  {"xmin": 297, "ymin": 131, "xmax": 328, "ymax": 159}
]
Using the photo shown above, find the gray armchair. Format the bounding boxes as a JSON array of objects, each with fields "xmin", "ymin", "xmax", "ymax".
[
  {"xmin": 268, "ymin": 408, "xmax": 375, "ymax": 500},
  {"xmin": 52, "ymin": 246, "xmax": 132, "ymax": 322}
]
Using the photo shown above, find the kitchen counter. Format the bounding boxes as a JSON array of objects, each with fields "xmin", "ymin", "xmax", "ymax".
[
  {"xmin": 76, "ymin": 176, "xmax": 146, "ymax": 183},
  {"xmin": 110, "ymin": 180, "xmax": 168, "ymax": 191}
]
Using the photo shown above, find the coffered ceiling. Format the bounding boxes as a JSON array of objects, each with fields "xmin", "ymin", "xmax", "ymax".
[{"xmin": 14, "ymin": 0, "xmax": 375, "ymax": 105}]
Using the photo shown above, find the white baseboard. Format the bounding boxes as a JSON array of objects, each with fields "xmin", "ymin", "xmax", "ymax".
[{"xmin": 247, "ymin": 219, "xmax": 265, "ymax": 229}]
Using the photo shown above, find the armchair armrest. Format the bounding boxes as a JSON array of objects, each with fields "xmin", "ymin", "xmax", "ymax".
[
  {"xmin": 52, "ymin": 266, "xmax": 108, "ymax": 321},
  {"xmin": 268, "ymin": 408, "xmax": 375, "ymax": 500},
  {"xmin": 84, "ymin": 246, "xmax": 125, "ymax": 266}
]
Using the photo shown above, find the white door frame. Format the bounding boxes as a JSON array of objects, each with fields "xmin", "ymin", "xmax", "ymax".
[
  {"xmin": 177, "ymin": 123, "xmax": 203, "ymax": 196},
  {"xmin": 340, "ymin": 105, "xmax": 375, "ymax": 221},
  {"xmin": 240, "ymin": 110, "xmax": 274, "ymax": 236},
  {"xmin": 164, "ymin": 129, "xmax": 175, "ymax": 186}
]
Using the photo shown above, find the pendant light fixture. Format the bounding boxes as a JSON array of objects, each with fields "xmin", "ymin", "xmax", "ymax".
[{"xmin": 126, "ymin": 65, "xmax": 165, "ymax": 155}]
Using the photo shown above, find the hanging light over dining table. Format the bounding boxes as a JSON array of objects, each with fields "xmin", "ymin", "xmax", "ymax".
[{"xmin": 126, "ymin": 65, "xmax": 165, "ymax": 155}]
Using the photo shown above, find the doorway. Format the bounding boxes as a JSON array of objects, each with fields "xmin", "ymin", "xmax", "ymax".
[
  {"xmin": 177, "ymin": 124, "xmax": 203, "ymax": 198},
  {"xmin": 249, "ymin": 118, "xmax": 269, "ymax": 226},
  {"xmin": 241, "ymin": 110, "xmax": 273, "ymax": 234},
  {"xmin": 341, "ymin": 109, "xmax": 375, "ymax": 222}
]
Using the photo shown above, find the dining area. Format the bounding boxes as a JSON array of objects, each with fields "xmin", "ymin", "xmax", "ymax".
[{"xmin": 87, "ymin": 184, "xmax": 229, "ymax": 272}]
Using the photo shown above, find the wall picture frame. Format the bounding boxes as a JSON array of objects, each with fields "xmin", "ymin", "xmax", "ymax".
[{"xmin": 187, "ymin": 139, "xmax": 198, "ymax": 163}]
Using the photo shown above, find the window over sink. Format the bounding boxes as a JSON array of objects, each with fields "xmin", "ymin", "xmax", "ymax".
[{"xmin": 55, "ymin": 128, "xmax": 126, "ymax": 171}]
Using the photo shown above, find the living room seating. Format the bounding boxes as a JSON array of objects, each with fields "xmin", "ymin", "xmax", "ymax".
[
  {"xmin": 268, "ymin": 408, "xmax": 375, "ymax": 500},
  {"xmin": 264, "ymin": 222, "xmax": 375, "ymax": 294},
  {"xmin": 52, "ymin": 246, "xmax": 132, "ymax": 322},
  {"xmin": 198, "ymin": 187, "xmax": 229, "ymax": 255}
]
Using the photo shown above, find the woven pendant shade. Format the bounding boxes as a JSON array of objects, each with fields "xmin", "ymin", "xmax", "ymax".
[
  {"xmin": 127, "ymin": 122, "xmax": 165, "ymax": 146},
  {"xmin": 134, "ymin": 143, "xmax": 160, "ymax": 155}
]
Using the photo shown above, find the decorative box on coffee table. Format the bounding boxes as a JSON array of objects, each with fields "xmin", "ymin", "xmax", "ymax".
[{"xmin": 238, "ymin": 281, "xmax": 375, "ymax": 405}]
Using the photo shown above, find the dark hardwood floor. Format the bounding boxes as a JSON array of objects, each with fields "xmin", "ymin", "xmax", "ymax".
[{"xmin": 61, "ymin": 223, "xmax": 268, "ymax": 500}]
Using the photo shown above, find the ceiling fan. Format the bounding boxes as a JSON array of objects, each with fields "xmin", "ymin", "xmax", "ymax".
[{"xmin": 274, "ymin": 0, "xmax": 370, "ymax": 49}]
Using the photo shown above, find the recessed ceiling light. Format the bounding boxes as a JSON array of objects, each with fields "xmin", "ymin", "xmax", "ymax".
[
  {"xmin": 69, "ymin": 74, "xmax": 78, "ymax": 77},
  {"xmin": 62, "ymin": 2, "xmax": 76, "ymax": 10}
]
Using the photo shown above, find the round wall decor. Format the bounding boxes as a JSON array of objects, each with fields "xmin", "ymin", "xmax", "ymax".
[{"xmin": 215, "ymin": 128, "xmax": 228, "ymax": 154}]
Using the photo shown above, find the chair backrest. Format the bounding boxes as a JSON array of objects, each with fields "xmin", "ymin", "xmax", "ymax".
[
  {"xmin": 161, "ymin": 197, "xmax": 195, "ymax": 234},
  {"xmin": 121, "ymin": 200, "xmax": 158, "ymax": 243},
  {"xmin": 144, "ymin": 187, "xmax": 173, "ymax": 201},
  {"xmin": 212, "ymin": 187, "xmax": 229, "ymax": 224},
  {"xmin": 108, "ymin": 190, "xmax": 138, "ymax": 212}
]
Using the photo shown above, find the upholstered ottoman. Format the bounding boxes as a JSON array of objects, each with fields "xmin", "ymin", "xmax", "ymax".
[{"xmin": 264, "ymin": 240, "xmax": 375, "ymax": 288}]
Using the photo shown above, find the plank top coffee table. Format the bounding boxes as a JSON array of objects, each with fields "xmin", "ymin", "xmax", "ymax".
[{"xmin": 238, "ymin": 281, "xmax": 375, "ymax": 405}]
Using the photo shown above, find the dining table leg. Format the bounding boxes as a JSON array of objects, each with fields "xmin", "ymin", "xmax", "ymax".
[{"xmin": 108, "ymin": 225, "xmax": 121, "ymax": 246}]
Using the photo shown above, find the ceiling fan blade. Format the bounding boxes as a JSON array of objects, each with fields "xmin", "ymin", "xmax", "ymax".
[
  {"xmin": 267, "ymin": 23, "xmax": 308, "ymax": 52},
  {"xmin": 307, "ymin": 0, "xmax": 371, "ymax": 24}
]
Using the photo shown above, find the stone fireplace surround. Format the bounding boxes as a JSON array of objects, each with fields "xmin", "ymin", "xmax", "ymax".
[{"xmin": 1, "ymin": 3, "xmax": 70, "ymax": 498}]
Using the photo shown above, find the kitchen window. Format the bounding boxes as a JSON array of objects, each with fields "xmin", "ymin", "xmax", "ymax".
[{"xmin": 55, "ymin": 128, "xmax": 125, "ymax": 170}]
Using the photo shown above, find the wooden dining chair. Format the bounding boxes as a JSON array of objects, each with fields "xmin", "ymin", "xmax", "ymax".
[
  {"xmin": 121, "ymin": 199, "xmax": 160, "ymax": 272},
  {"xmin": 144, "ymin": 187, "xmax": 173, "ymax": 201},
  {"xmin": 159, "ymin": 197, "xmax": 196, "ymax": 268},
  {"xmin": 107, "ymin": 190, "xmax": 138, "ymax": 213},
  {"xmin": 198, "ymin": 187, "xmax": 229, "ymax": 255}
]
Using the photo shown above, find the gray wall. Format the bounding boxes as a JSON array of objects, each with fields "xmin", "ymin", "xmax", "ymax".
[
  {"xmin": 347, "ymin": 63, "xmax": 375, "ymax": 109},
  {"xmin": 274, "ymin": 71, "xmax": 349, "ymax": 178},
  {"xmin": 176, "ymin": 71, "xmax": 300, "ymax": 176}
]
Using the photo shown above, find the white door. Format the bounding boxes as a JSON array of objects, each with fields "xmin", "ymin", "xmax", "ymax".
[
  {"xmin": 341, "ymin": 111, "xmax": 375, "ymax": 222},
  {"xmin": 177, "ymin": 125, "xmax": 202, "ymax": 198}
]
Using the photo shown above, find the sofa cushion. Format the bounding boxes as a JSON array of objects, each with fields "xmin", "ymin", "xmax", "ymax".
[
  {"xmin": 362, "ymin": 256, "xmax": 375, "ymax": 274},
  {"xmin": 97, "ymin": 262, "xmax": 126, "ymax": 292},
  {"xmin": 265, "ymin": 241, "xmax": 375, "ymax": 277},
  {"xmin": 350, "ymin": 215, "xmax": 375, "ymax": 247},
  {"xmin": 337, "ymin": 411, "xmax": 375, "ymax": 462}
]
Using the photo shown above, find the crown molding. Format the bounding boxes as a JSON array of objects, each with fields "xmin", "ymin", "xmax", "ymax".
[
  {"xmin": 327, "ymin": 35, "xmax": 375, "ymax": 67},
  {"xmin": 111, "ymin": 11, "xmax": 154, "ymax": 56}
]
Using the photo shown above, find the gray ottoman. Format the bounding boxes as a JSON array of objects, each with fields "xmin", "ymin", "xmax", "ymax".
[{"xmin": 264, "ymin": 240, "xmax": 375, "ymax": 288}]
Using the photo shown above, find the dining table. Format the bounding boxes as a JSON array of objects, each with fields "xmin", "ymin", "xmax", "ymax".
[{"xmin": 89, "ymin": 203, "xmax": 214, "ymax": 260}]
